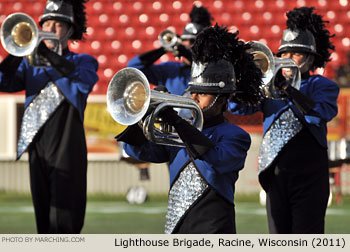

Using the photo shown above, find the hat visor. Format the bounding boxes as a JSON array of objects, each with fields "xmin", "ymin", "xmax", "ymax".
[
  {"xmin": 181, "ymin": 34, "xmax": 196, "ymax": 40},
  {"xmin": 276, "ymin": 46, "xmax": 319, "ymax": 57},
  {"xmin": 186, "ymin": 85, "xmax": 234, "ymax": 94},
  {"xmin": 39, "ymin": 14, "xmax": 73, "ymax": 26}
]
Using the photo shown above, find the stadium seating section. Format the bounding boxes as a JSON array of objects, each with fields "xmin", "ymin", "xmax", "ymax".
[{"xmin": 0, "ymin": 0, "xmax": 349, "ymax": 95}]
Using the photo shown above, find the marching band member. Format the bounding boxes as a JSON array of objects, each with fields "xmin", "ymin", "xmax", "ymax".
[
  {"xmin": 127, "ymin": 5, "xmax": 213, "ymax": 96},
  {"xmin": 230, "ymin": 6, "xmax": 339, "ymax": 233},
  {"xmin": 123, "ymin": 5, "xmax": 213, "ymax": 187},
  {"xmin": 0, "ymin": 0, "xmax": 98, "ymax": 233},
  {"xmin": 117, "ymin": 25, "xmax": 263, "ymax": 233}
]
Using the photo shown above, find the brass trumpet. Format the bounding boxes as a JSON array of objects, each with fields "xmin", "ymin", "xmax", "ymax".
[
  {"xmin": 158, "ymin": 29, "xmax": 182, "ymax": 53},
  {"xmin": 247, "ymin": 41, "xmax": 301, "ymax": 99},
  {"xmin": 107, "ymin": 67, "xmax": 203, "ymax": 147},
  {"xmin": 0, "ymin": 12, "xmax": 61, "ymax": 67}
]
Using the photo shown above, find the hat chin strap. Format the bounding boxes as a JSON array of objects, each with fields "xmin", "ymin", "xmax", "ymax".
[
  {"xmin": 299, "ymin": 54, "xmax": 314, "ymax": 74},
  {"xmin": 59, "ymin": 26, "xmax": 74, "ymax": 44},
  {"xmin": 202, "ymin": 95, "xmax": 219, "ymax": 112}
]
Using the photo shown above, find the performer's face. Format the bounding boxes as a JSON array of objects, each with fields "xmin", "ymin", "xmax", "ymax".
[
  {"xmin": 182, "ymin": 39, "xmax": 194, "ymax": 48},
  {"xmin": 280, "ymin": 50, "xmax": 314, "ymax": 74},
  {"xmin": 190, "ymin": 92, "xmax": 225, "ymax": 120},
  {"xmin": 190, "ymin": 93, "xmax": 216, "ymax": 110},
  {"xmin": 280, "ymin": 51, "xmax": 307, "ymax": 67},
  {"xmin": 41, "ymin": 20, "xmax": 71, "ymax": 49}
]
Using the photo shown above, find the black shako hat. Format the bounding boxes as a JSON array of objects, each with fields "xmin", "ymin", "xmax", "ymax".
[
  {"xmin": 277, "ymin": 6, "xmax": 335, "ymax": 70},
  {"xmin": 181, "ymin": 5, "xmax": 213, "ymax": 41},
  {"xmin": 39, "ymin": 0, "xmax": 88, "ymax": 40},
  {"xmin": 187, "ymin": 24, "xmax": 263, "ymax": 106}
]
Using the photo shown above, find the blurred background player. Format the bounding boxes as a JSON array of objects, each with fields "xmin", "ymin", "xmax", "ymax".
[{"xmin": 127, "ymin": 4, "xmax": 213, "ymax": 95}]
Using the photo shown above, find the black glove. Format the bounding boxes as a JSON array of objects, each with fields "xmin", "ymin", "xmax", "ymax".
[
  {"xmin": 283, "ymin": 85, "xmax": 316, "ymax": 115},
  {"xmin": 0, "ymin": 54, "xmax": 23, "ymax": 75},
  {"xmin": 159, "ymin": 107, "xmax": 215, "ymax": 159},
  {"xmin": 273, "ymin": 70, "xmax": 315, "ymax": 115},
  {"xmin": 139, "ymin": 47, "xmax": 166, "ymax": 67},
  {"xmin": 37, "ymin": 42, "xmax": 76, "ymax": 76},
  {"xmin": 173, "ymin": 44, "xmax": 192, "ymax": 63},
  {"xmin": 273, "ymin": 70, "xmax": 290, "ymax": 91},
  {"xmin": 115, "ymin": 123, "xmax": 147, "ymax": 147}
]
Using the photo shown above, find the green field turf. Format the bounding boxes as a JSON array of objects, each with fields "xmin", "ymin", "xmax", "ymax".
[{"xmin": 0, "ymin": 193, "xmax": 349, "ymax": 234}]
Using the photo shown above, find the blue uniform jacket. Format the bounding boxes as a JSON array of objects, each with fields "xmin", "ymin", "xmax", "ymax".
[
  {"xmin": 229, "ymin": 75, "xmax": 339, "ymax": 148},
  {"xmin": 127, "ymin": 55, "xmax": 190, "ymax": 95},
  {"xmin": 124, "ymin": 121, "xmax": 251, "ymax": 203},
  {"xmin": 0, "ymin": 52, "xmax": 99, "ymax": 122}
]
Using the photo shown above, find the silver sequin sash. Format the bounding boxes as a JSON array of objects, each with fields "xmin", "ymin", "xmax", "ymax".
[
  {"xmin": 17, "ymin": 82, "xmax": 65, "ymax": 159},
  {"xmin": 258, "ymin": 108, "xmax": 303, "ymax": 173},
  {"xmin": 164, "ymin": 162, "xmax": 208, "ymax": 234}
]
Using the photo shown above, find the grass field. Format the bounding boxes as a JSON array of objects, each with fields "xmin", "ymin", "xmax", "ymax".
[{"xmin": 0, "ymin": 193, "xmax": 349, "ymax": 234}]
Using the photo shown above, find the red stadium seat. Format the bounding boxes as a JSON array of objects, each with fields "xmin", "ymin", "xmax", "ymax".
[
  {"xmin": 137, "ymin": 26, "xmax": 158, "ymax": 41},
  {"xmin": 170, "ymin": 0, "xmax": 185, "ymax": 14},
  {"xmin": 241, "ymin": 12, "xmax": 253, "ymax": 25},
  {"xmin": 328, "ymin": 0, "xmax": 343, "ymax": 10},
  {"xmin": 315, "ymin": 0, "xmax": 329, "ymax": 11},
  {"xmin": 249, "ymin": 25, "xmax": 262, "ymax": 40},
  {"xmin": 255, "ymin": 0, "xmax": 267, "ymax": 12},
  {"xmin": 108, "ymin": 40, "xmax": 123, "ymax": 54},
  {"xmin": 326, "ymin": 10, "xmax": 337, "ymax": 23},
  {"xmin": 103, "ymin": 27, "xmax": 118, "ymax": 41},
  {"xmin": 261, "ymin": 11, "xmax": 274, "ymax": 25},
  {"xmin": 7, "ymin": 2, "xmax": 25, "ymax": 13},
  {"xmin": 91, "ymin": 1, "xmax": 104, "ymax": 14},
  {"xmin": 111, "ymin": 1, "xmax": 124, "ymax": 13},
  {"xmin": 244, "ymin": 0, "xmax": 266, "ymax": 13},
  {"xmin": 158, "ymin": 13, "xmax": 171, "ymax": 26},
  {"xmin": 146, "ymin": 1, "xmax": 165, "ymax": 14},
  {"xmin": 272, "ymin": 0, "xmax": 289, "ymax": 12},
  {"xmin": 118, "ymin": 14, "xmax": 131, "ymax": 27},
  {"xmin": 131, "ymin": 1, "xmax": 145, "ymax": 14},
  {"xmin": 267, "ymin": 39, "xmax": 281, "ymax": 53},
  {"xmin": 217, "ymin": 12, "xmax": 233, "ymax": 26},
  {"xmin": 137, "ymin": 13, "xmax": 151, "ymax": 27},
  {"xmin": 92, "ymin": 80, "xmax": 108, "ymax": 95},
  {"xmin": 337, "ymin": 10, "xmax": 350, "ymax": 23},
  {"xmin": 211, "ymin": 0, "xmax": 225, "ymax": 14},
  {"xmin": 97, "ymin": 54, "xmax": 109, "ymax": 69},
  {"xmin": 31, "ymin": 2, "xmax": 45, "ymax": 16}
]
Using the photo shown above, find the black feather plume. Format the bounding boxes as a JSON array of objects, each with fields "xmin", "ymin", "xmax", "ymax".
[
  {"xmin": 65, "ymin": 0, "xmax": 88, "ymax": 40},
  {"xmin": 192, "ymin": 24, "xmax": 263, "ymax": 105},
  {"xmin": 189, "ymin": 5, "xmax": 213, "ymax": 28}
]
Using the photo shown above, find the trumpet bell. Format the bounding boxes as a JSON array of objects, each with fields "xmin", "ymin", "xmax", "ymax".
[
  {"xmin": 1, "ymin": 12, "xmax": 61, "ymax": 67},
  {"xmin": 107, "ymin": 67, "xmax": 204, "ymax": 147},
  {"xmin": 1, "ymin": 12, "xmax": 39, "ymax": 57},
  {"xmin": 248, "ymin": 41, "xmax": 301, "ymax": 99},
  {"xmin": 158, "ymin": 30, "xmax": 180, "ymax": 51},
  {"xmin": 107, "ymin": 67, "xmax": 151, "ymax": 126}
]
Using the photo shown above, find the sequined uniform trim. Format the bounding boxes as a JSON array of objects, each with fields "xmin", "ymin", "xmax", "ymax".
[
  {"xmin": 164, "ymin": 162, "xmax": 208, "ymax": 234},
  {"xmin": 188, "ymin": 81, "xmax": 224, "ymax": 87},
  {"xmin": 258, "ymin": 108, "xmax": 303, "ymax": 173},
  {"xmin": 17, "ymin": 82, "xmax": 65, "ymax": 159}
]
